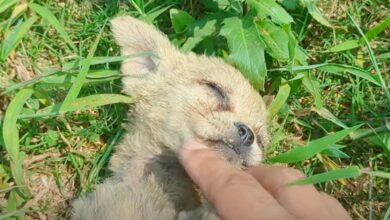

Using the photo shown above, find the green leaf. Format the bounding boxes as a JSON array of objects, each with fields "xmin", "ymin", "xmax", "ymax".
[
  {"xmin": 325, "ymin": 16, "xmax": 390, "ymax": 53},
  {"xmin": 1, "ymin": 54, "xmax": 145, "ymax": 96},
  {"xmin": 247, "ymin": 0, "xmax": 293, "ymax": 25},
  {"xmin": 3, "ymin": 88, "xmax": 33, "ymax": 198},
  {"xmin": 314, "ymin": 107, "xmax": 348, "ymax": 129},
  {"xmin": 20, "ymin": 94, "xmax": 133, "ymax": 119},
  {"xmin": 269, "ymin": 125, "xmax": 361, "ymax": 163},
  {"xmin": 318, "ymin": 63, "xmax": 381, "ymax": 86},
  {"xmin": 170, "ymin": 9, "xmax": 195, "ymax": 33},
  {"xmin": 142, "ymin": 5, "xmax": 172, "ymax": 24},
  {"xmin": 377, "ymin": 52, "xmax": 390, "ymax": 59},
  {"xmin": 321, "ymin": 144, "xmax": 350, "ymax": 158},
  {"xmin": 0, "ymin": 16, "xmax": 38, "ymax": 61},
  {"xmin": 181, "ymin": 18, "xmax": 217, "ymax": 52},
  {"xmin": 385, "ymin": 206, "xmax": 390, "ymax": 220},
  {"xmin": 365, "ymin": 15, "xmax": 390, "ymax": 41},
  {"xmin": 60, "ymin": 25, "xmax": 104, "ymax": 112},
  {"xmin": 302, "ymin": 71, "xmax": 323, "ymax": 109},
  {"xmin": 0, "ymin": 0, "xmax": 18, "ymax": 14},
  {"xmin": 43, "ymin": 130, "xmax": 59, "ymax": 147},
  {"xmin": 325, "ymin": 40, "xmax": 360, "ymax": 53},
  {"xmin": 270, "ymin": 63, "xmax": 381, "ymax": 86},
  {"xmin": 29, "ymin": 3, "xmax": 77, "ymax": 52},
  {"xmin": 257, "ymin": 20, "xmax": 289, "ymax": 60},
  {"xmin": 87, "ymin": 129, "xmax": 123, "ymax": 187},
  {"xmin": 300, "ymin": 0, "xmax": 332, "ymax": 27},
  {"xmin": 367, "ymin": 171, "xmax": 390, "ymax": 179},
  {"xmin": 6, "ymin": 190, "xmax": 17, "ymax": 216},
  {"xmin": 199, "ymin": 0, "xmax": 230, "ymax": 11},
  {"xmin": 291, "ymin": 166, "xmax": 361, "ymax": 185},
  {"xmin": 268, "ymin": 80, "xmax": 290, "ymax": 119},
  {"xmin": 221, "ymin": 16, "xmax": 267, "ymax": 90},
  {"xmin": 347, "ymin": 10, "xmax": 390, "ymax": 102},
  {"xmin": 256, "ymin": 21, "xmax": 307, "ymax": 63}
]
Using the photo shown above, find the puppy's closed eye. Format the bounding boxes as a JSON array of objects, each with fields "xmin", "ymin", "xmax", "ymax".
[{"xmin": 200, "ymin": 80, "xmax": 230, "ymax": 111}]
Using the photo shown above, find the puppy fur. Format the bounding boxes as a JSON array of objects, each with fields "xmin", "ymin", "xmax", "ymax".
[{"xmin": 72, "ymin": 16, "xmax": 269, "ymax": 220}]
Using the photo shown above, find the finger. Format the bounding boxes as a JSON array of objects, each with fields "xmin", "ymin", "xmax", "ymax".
[
  {"xmin": 179, "ymin": 140, "xmax": 294, "ymax": 220},
  {"xmin": 320, "ymin": 192, "xmax": 351, "ymax": 220},
  {"xmin": 246, "ymin": 165, "xmax": 332, "ymax": 219}
]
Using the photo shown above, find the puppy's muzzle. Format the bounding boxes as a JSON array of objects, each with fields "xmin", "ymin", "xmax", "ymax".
[{"xmin": 231, "ymin": 122, "xmax": 255, "ymax": 154}]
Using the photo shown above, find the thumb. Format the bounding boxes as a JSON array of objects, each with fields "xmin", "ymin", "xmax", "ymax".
[{"xmin": 178, "ymin": 140, "xmax": 292, "ymax": 220}]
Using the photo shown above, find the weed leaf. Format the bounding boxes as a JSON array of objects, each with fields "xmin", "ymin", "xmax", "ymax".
[
  {"xmin": 221, "ymin": 16, "xmax": 267, "ymax": 90},
  {"xmin": 301, "ymin": 0, "xmax": 332, "ymax": 27},
  {"xmin": 181, "ymin": 18, "xmax": 217, "ymax": 52},
  {"xmin": 170, "ymin": 9, "xmax": 195, "ymax": 33},
  {"xmin": 247, "ymin": 0, "xmax": 293, "ymax": 25}
]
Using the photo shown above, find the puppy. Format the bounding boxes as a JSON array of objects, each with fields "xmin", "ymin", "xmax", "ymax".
[{"xmin": 72, "ymin": 16, "xmax": 269, "ymax": 220}]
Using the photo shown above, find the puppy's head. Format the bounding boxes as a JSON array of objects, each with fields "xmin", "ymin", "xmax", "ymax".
[{"xmin": 111, "ymin": 16, "xmax": 269, "ymax": 166}]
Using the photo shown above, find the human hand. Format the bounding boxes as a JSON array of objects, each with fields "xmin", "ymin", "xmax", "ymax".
[{"xmin": 179, "ymin": 140, "xmax": 351, "ymax": 220}]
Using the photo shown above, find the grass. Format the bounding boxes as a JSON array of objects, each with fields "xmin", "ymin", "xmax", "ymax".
[{"xmin": 0, "ymin": 0, "xmax": 389, "ymax": 219}]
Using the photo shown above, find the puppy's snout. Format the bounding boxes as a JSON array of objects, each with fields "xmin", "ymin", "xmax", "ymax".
[{"xmin": 235, "ymin": 122, "xmax": 254, "ymax": 147}]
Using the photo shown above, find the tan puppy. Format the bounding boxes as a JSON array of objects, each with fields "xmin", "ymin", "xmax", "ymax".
[{"xmin": 72, "ymin": 16, "xmax": 269, "ymax": 220}]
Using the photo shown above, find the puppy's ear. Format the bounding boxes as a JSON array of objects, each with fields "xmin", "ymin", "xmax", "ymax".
[{"xmin": 111, "ymin": 16, "xmax": 180, "ymax": 75}]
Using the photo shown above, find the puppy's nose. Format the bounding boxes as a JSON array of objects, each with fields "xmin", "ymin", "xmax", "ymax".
[{"xmin": 235, "ymin": 122, "xmax": 254, "ymax": 146}]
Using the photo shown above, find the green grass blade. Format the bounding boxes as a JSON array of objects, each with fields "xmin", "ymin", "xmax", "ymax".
[
  {"xmin": 325, "ymin": 15, "xmax": 389, "ymax": 53},
  {"xmin": 367, "ymin": 171, "xmax": 390, "ymax": 179},
  {"xmin": 364, "ymin": 15, "xmax": 390, "ymax": 41},
  {"xmin": 60, "ymin": 24, "xmax": 105, "ymax": 112},
  {"xmin": 377, "ymin": 52, "xmax": 390, "ymax": 59},
  {"xmin": 321, "ymin": 144, "xmax": 350, "ymax": 158},
  {"xmin": 0, "ymin": 0, "xmax": 18, "ymax": 14},
  {"xmin": 269, "ymin": 125, "xmax": 361, "ymax": 163},
  {"xmin": 318, "ymin": 64, "xmax": 381, "ymax": 86},
  {"xmin": 3, "ymin": 88, "xmax": 33, "ymax": 198},
  {"xmin": 384, "ymin": 204, "xmax": 390, "ymax": 220},
  {"xmin": 269, "ymin": 63, "xmax": 381, "ymax": 86},
  {"xmin": 0, "ymin": 54, "xmax": 152, "ymax": 95},
  {"xmin": 142, "ymin": 5, "xmax": 172, "ymax": 24},
  {"xmin": 268, "ymin": 80, "xmax": 290, "ymax": 119},
  {"xmin": 28, "ymin": 3, "xmax": 77, "ymax": 52},
  {"xmin": 0, "ymin": 16, "xmax": 38, "ymax": 61},
  {"xmin": 314, "ymin": 107, "xmax": 348, "ymax": 129},
  {"xmin": 19, "ymin": 94, "xmax": 133, "ymax": 119},
  {"xmin": 290, "ymin": 166, "xmax": 361, "ymax": 185},
  {"xmin": 347, "ymin": 10, "xmax": 390, "ymax": 103},
  {"xmin": 302, "ymin": 71, "xmax": 323, "ymax": 109},
  {"xmin": 325, "ymin": 40, "xmax": 360, "ymax": 53},
  {"xmin": 86, "ymin": 129, "xmax": 123, "ymax": 187}
]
